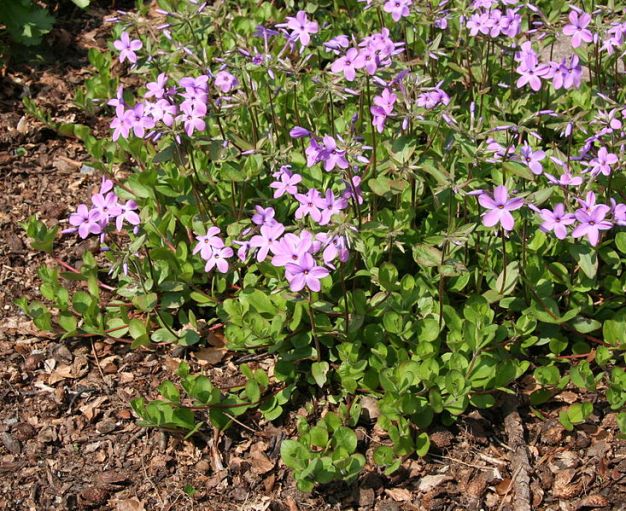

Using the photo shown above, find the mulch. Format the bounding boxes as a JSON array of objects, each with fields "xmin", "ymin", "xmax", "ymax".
[{"xmin": 1, "ymin": 4, "xmax": 625, "ymax": 510}]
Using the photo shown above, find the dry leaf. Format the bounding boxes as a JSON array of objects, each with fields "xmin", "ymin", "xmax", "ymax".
[
  {"xmin": 195, "ymin": 346, "xmax": 227, "ymax": 365},
  {"xmin": 417, "ymin": 474, "xmax": 451, "ymax": 493},
  {"xmin": 574, "ymin": 494, "xmax": 609, "ymax": 509},
  {"xmin": 385, "ymin": 488, "xmax": 412, "ymax": 501},
  {"xmin": 79, "ymin": 396, "xmax": 108, "ymax": 421},
  {"xmin": 113, "ymin": 498, "xmax": 145, "ymax": 511},
  {"xmin": 552, "ymin": 468, "xmax": 582, "ymax": 499},
  {"xmin": 249, "ymin": 447, "xmax": 274, "ymax": 475}
]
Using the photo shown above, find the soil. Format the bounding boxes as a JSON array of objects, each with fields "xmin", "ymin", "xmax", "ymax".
[{"xmin": 1, "ymin": 4, "xmax": 625, "ymax": 511}]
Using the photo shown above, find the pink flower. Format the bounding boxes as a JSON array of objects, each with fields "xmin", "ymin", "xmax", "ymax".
[
  {"xmin": 383, "ymin": 0, "xmax": 411, "ymax": 22},
  {"xmin": 572, "ymin": 205, "xmax": 612, "ymax": 246},
  {"xmin": 204, "ymin": 246, "xmax": 234, "ymax": 273},
  {"xmin": 284, "ymin": 11, "xmax": 318, "ymax": 46},
  {"xmin": 534, "ymin": 203, "xmax": 575, "ymax": 239},
  {"xmin": 586, "ymin": 147, "xmax": 618, "ymax": 177},
  {"xmin": 478, "ymin": 185, "xmax": 524, "ymax": 231},
  {"xmin": 563, "ymin": 10, "xmax": 593, "ymax": 48},
  {"xmin": 113, "ymin": 32, "xmax": 142, "ymax": 64},
  {"xmin": 285, "ymin": 253, "xmax": 329, "ymax": 292}
]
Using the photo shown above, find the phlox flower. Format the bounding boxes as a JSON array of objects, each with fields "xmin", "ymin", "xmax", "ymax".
[
  {"xmin": 572, "ymin": 205, "xmax": 612, "ymax": 246},
  {"xmin": 533, "ymin": 203, "xmax": 575, "ymax": 239},
  {"xmin": 270, "ymin": 170, "xmax": 302, "ymax": 198},
  {"xmin": 586, "ymin": 147, "xmax": 618, "ymax": 177},
  {"xmin": 383, "ymin": 0, "xmax": 411, "ymax": 22},
  {"xmin": 69, "ymin": 204, "xmax": 102, "ymax": 239},
  {"xmin": 516, "ymin": 53, "xmax": 548, "ymax": 92},
  {"xmin": 478, "ymin": 185, "xmax": 524, "ymax": 231},
  {"xmin": 271, "ymin": 232, "xmax": 313, "ymax": 267},
  {"xmin": 324, "ymin": 35, "xmax": 350, "ymax": 54},
  {"xmin": 113, "ymin": 32, "xmax": 142, "ymax": 64},
  {"xmin": 252, "ymin": 206, "xmax": 277, "ymax": 226},
  {"xmin": 321, "ymin": 135, "xmax": 349, "ymax": 171},
  {"xmin": 611, "ymin": 199, "xmax": 626, "ymax": 226},
  {"xmin": 91, "ymin": 192, "xmax": 122, "ymax": 222},
  {"xmin": 316, "ymin": 233, "xmax": 349, "ymax": 265},
  {"xmin": 285, "ymin": 253, "xmax": 329, "ymax": 292},
  {"xmin": 563, "ymin": 10, "xmax": 593, "ymax": 48},
  {"xmin": 545, "ymin": 171, "xmax": 583, "ymax": 187},
  {"xmin": 115, "ymin": 200, "xmax": 140, "ymax": 231},
  {"xmin": 343, "ymin": 175, "xmax": 364, "ymax": 205},
  {"xmin": 214, "ymin": 70, "xmax": 239, "ymax": 93},
  {"xmin": 417, "ymin": 87, "xmax": 449, "ymax": 109},
  {"xmin": 145, "ymin": 73, "xmax": 168, "ymax": 99},
  {"xmin": 331, "ymin": 48, "xmax": 360, "ymax": 81},
  {"xmin": 204, "ymin": 246, "xmax": 234, "ymax": 273},
  {"xmin": 193, "ymin": 227, "xmax": 224, "ymax": 259},
  {"xmin": 315, "ymin": 190, "xmax": 349, "ymax": 225},
  {"xmin": 295, "ymin": 189, "xmax": 323, "ymax": 222},
  {"xmin": 519, "ymin": 144, "xmax": 545, "ymax": 175},
  {"xmin": 250, "ymin": 223, "xmax": 285, "ymax": 262},
  {"xmin": 282, "ymin": 11, "xmax": 318, "ymax": 46}
]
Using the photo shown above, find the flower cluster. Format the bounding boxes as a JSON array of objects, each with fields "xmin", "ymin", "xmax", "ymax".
[
  {"xmin": 64, "ymin": 178, "xmax": 140, "ymax": 242},
  {"xmin": 109, "ymin": 69, "xmax": 239, "ymax": 140},
  {"xmin": 466, "ymin": 1, "xmax": 522, "ymax": 39},
  {"xmin": 330, "ymin": 28, "xmax": 404, "ymax": 81}
]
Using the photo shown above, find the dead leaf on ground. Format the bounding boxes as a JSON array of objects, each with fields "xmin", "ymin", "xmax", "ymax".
[
  {"xmin": 418, "ymin": 474, "xmax": 451, "ymax": 493},
  {"xmin": 194, "ymin": 346, "xmax": 227, "ymax": 365},
  {"xmin": 112, "ymin": 498, "xmax": 145, "ymax": 511},
  {"xmin": 385, "ymin": 488, "xmax": 412, "ymax": 501},
  {"xmin": 552, "ymin": 468, "xmax": 582, "ymax": 499}
]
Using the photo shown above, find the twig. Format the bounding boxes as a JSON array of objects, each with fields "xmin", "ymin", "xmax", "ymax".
[
  {"xmin": 502, "ymin": 396, "xmax": 532, "ymax": 511},
  {"xmin": 91, "ymin": 340, "xmax": 111, "ymax": 393}
]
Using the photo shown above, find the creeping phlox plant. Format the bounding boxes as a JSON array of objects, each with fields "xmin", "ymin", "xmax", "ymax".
[{"xmin": 20, "ymin": 0, "xmax": 626, "ymax": 490}]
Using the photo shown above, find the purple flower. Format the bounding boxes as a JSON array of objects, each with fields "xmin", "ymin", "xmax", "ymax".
[
  {"xmin": 320, "ymin": 135, "xmax": 349, "ymax": 171},
  {"xmin": 270, "ymin": 170, "xmax": 302, "ymax": 198},
  {"xmin": 289, "ymin": 126, "xmax": 311, "ymax": 138},
  {"xmin": 91, "ymin": 192, "xmax": 122, "ymax": 222},
  {"xmin": 113, "ymin": 32, "xmax": 142, "ymax": 64},
  {"xmin": 271, "ymin": 232, "xmax": 312, "ymax": 267},
  {"xmin": 193, "ymin": 227, "xmax": 224, "ymax": 259},
  {"xmin": 177, "ymin": 102, "xmax": 206, "ymax": 137},
  {"xmin": 519, "ymin": 143, "xmax": 545, "ymax": 175},
  {"xmin": 214, "ymin": 70, "xmax": 239, "ymax": 93},
  {"xmin": 127, "ymin": 103, "xmax": 156, "ymax": 138},
  {"xmin": 331, "ymin": 48, "xmax": 360, "ymax": 81},
  {"xmin": 316, "ymin": 233, "xmax": 349, "ymax": 265},
  {"xmin": 145, "ymin": 73, "xmax": 168, "ymax": 99},
  {"xmin": 69, "ymin": 204, "xmax": 102, "ymax": 239},
  {"xmin": 343, "ymin": 175, "xmax": 364, "ymax": 205},
  {"xmin": 478, "ymin": 185, "xmax": 524, "ymax": 231},
  {"xmin": 250, "ymin": 223, "xmax": 285, "ymax": 261},
  {"xmin": 323, "ymin": 35, "xmax": 350, "ymax": 54},
  {"xmin": 283, "ymin": 11, "xmax": 318, "ymax": 46},
  {"xmin": 383, "ymin": 0, "xmax": 411, "ymax": 22},
  {"xmin": 572, "ymin": 205, "xmax": 612, "ymax": 246},
  {"xmin": 295, "ymin": 189, "xmax": 323, "ymax": 222},
  {"xmin": 516, "ymin": 53, "xmax": 548, "ymax": 92},
  {"xmin": 416, "ymin": 87, "xmax": 450, "ymax": 109},
  {"xmin": 315, "ymin": 189, "xmax": 348, "ymax": 225},
  {"xmin": 252, "ymin": 206, "xmax": 277, "ymax": 226},
  {"xmin": 285, "ymin": 253, "xmax": 329, "ymax": 292},
  {"xmin": 563, "ymin": 10, "xmax": 593, "ymax": 48},
  {"xmin": 586, "ymin": 147, "xmax": 618, "ymax": 177},
  {"xmin": 545, "ymin": 171, "xmax": 584, "ymax": 187},
  {"xmin": 611, "ymin": 199, "xmax": 626, "ymax": 226},
  {"xmin": 204, "ymin": 246, "xmax": 234, "ymax": 273},
  {"xmin": 115, "ymin": 200, "xmax": 140, "ymax": 231},
  {"xmin": 535, "ymin": 203, "xmax": 575, "ymax": 239}
]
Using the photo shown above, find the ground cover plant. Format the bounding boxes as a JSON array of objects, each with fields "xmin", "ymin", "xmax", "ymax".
[{"xmin": 18, "ymin": 0, "xmax": 626, "ymax": 495}]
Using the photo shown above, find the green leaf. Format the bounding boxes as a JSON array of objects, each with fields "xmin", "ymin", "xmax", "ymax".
[
  {"xmin": 569, "ymin": 244, "xmax": 598, "ymax": 279},
  {"xmin": 332, "ymin": 427, "xmax": 357, "ymax": 454},
  {"xmin": 281, "ymin": 440, "xmax": 309, "ymax": 471},
  {"xmin": 413, "ymin": 244, "xmax": 443, "ymax": 268},
  {"xmin": 415, "ymin": 432, "xmax": 430, "ymax": 457},
  {"xmin": 71, "ymin": 0, "xmax": 91, "ymax": 7},
  {"xmin": 311, "ymin": 361, "xmax": 330, "ymax": 388},
  {"xmin": 615, "ymin": 232, "xmax": 626, "ymax": 254}
]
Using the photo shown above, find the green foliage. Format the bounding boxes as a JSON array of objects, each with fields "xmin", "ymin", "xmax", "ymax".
[
  {"xmin": 21, "ymin": 216, "xmax": 58, "ymax": 253},
  {"xmin": 18, "ymin": 0, "xmax": 626, "ymax": 492}
]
